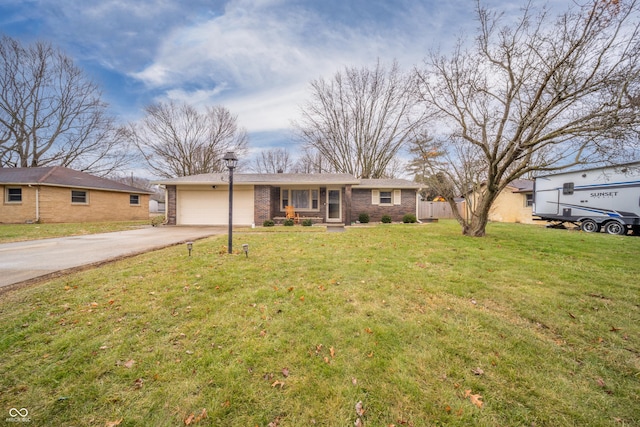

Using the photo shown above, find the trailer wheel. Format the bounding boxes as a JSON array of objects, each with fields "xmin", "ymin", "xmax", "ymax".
[
  {"xmin": 580, "ymin": 219, "xmax": 600, "ymax": 233},
  {"xmin": 604, "ymin": 221, "xmax": 627, "ymax": 235}
]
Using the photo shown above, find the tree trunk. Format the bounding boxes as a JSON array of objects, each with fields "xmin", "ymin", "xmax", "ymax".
[
  {"xmin": 460, "ymin": 189, "xmax": 494, "ymax": 237},
  {"xmin": 463, "ymin": 212, "xmax": 489, "ymax": 237}
]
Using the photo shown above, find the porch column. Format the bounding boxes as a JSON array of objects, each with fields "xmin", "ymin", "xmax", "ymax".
[{"xmin": 344, "ymin": 185, "xmax": 352, "ymax": 225}]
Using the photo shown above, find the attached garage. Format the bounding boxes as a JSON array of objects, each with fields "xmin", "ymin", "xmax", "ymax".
[{"xmin": 176, "ymin": 185, "xmax": 254, "ymax": 226}]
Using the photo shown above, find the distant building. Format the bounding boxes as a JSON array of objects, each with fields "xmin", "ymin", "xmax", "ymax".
[
  {"xmin": 1, "ymin": 167, "xmax": 152, "ymax": 223},
  {"xmin": 489, "ymin": 179, "xmax": 535, "ymax": 224}
]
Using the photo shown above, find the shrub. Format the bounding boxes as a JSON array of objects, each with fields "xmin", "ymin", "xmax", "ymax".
[
  {"xmin": 263, "ymin": 219, "xmax": 275, "ymax": 227},
  {"xmin": 403, "ymin": 213, "xmax": 417, "ymax": 223},
  {"xmin": 358, "ymin": 213, "xmax": 370, "ymax": 224},
  {"xmin": 381, "ymin": 214, "xmax": 392, "ymax": 223},
  {"xmin": 151, "ymin": 215, "xmax": 165, "ymax": 227},
  {"xmin": 283, "ymin": 218, "xmax": 295, "ymax": 226},
  {"xmin": 302, "ymin": 219, "xmax": 313, "ymax": 227}
]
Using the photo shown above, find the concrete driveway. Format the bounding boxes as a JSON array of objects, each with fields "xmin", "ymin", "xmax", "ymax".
[{"xmin": 0, "ymin": 226, "xmax": 225, "ymax": 291}]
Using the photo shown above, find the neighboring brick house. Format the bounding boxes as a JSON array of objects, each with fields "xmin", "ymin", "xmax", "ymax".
[
  {"xmin": 154, "ymin": 173, "xmax": 421, "ymax": 226},
  {"xmin": 0, "ymin": 167, "xmax": 152, "ymax": 224}
]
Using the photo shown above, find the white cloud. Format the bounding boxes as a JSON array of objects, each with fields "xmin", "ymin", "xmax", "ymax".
[{"xmin": 130, "ymin": 0, "xmax": 444, "ymax": 133}]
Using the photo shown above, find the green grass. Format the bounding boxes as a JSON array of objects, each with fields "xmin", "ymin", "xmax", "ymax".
[
  {"xmin": 1, "ymin": 221, "xmax": 638, "ymax": 426},
  {"xmin": 0, "ymin": 220, "xmax": 151, "ymax": 243}
]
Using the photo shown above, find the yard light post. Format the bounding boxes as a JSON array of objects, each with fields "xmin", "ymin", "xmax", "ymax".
[{"xmin": 223, "ymin": 151, "xmax": 238, "ymax": 254}]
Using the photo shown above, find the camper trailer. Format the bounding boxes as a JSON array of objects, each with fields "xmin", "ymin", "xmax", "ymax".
[{"xmin": 533, "ymin": 162, "xmax": 640, "ymax": 235}]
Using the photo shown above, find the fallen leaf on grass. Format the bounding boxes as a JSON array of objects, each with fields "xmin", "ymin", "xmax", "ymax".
[
  {"xmin": 105, "ymin": 420, "xmax": 122, "ymax": 427},
  {"xmin": 282, "ymin": 368, "xmax": 289, "ymax": 377},
  {"xmin": 365, "ymin": 327, "xmax": 373, "ymax": 334},
  {"xmin": 471, "ymin": 367, "xmax": 484, "ymax": 376},
  {"xmin": 183, "ymin": 408, "xmax": 208, "ymax": 425},
  {"xmin": 355, "ymin": 401, "xmax": 365, "ymax": 416},
  {"xmin": 352, "ymin": 377, "xmax": 357, "ymax": 386},
  {"xmin": 464, "ymin": 390, "xmax": 483, "ymax": 408},
  {"xmin": 596, "ymin": 378, "xmax": 606, "ymax": 387},
  {"xmin": 354, "ymin": 418, "xmax": 363, "ymax": 427},
  {"xmin": 268, "ymin": 416, "xmax": 281, "ymax": 427},
  {"xmin": 195, "ymin": 409, "xmax": 207, "ymax": 423},
  {"xmin": 271, "ymin": 380, "xmax": 285, "ymax": 388},
  {"xmin": 134, "ymin": 378, "xmax": 144, "ymax": 389},
  {"xmin": 123, "ymin": 359, "xmax": 135, "ymax": 369},
  {"xmin": 330, "ymin": 346, "xmax": 336, "ymax": 358}
]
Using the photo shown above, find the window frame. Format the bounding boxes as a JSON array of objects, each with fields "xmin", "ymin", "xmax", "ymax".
[
  {"xmin": 562, "ymin": 182, "xmax": 574, "ymax": 195},
  {"xmin": 372, "ymin": 189, "xmax": 402, "ymax": 206},
  {"xmin": 524, "ymin": 193, "xmax": 533, "ymax": 208},
  {"xmin": 71, "ymin": 190, "xmax": 88, "ymax": 204},
  {"xmin": 379, "ymin": 190, "xmax": 393, "ymax": 205},
  {"xmin": 6, "ymin": 187, "xmax": 22, "ymax": 203},
  {"xmin": 130, "ymin": 194, "xmax": 141, "ymax": 206},
  {"xmin": 281, "ymin": 187, "xmax": 320, "ymax": 212}
]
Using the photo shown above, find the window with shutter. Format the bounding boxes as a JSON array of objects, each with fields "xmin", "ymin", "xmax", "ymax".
[
  {"xmin": 393, "ymin": 189, "xmax": 401, "ymax": 205},
  {"xmin": 371, "ymin": 189, "xmax": 380, "ymax": 204}
]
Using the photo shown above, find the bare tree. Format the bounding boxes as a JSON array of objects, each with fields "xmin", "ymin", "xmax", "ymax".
[
  {"xmin": 294, "ymin": 60, "xmax": 426, "ymax": 178},
  {"xmin": 415, "ymin": 0, "xmax": 640, "ymax": 236},
  {"xmin": 0, "ymin": 35, "xmax": 130, "ymax": 175},
  {"xmin": 406, "ymin": 132, "xmax": 444, "ymax": 200},
  {"xmin": 251, "ymin": 147, "xmax": 293, "ymax": 173},
  {"xmin": 290, "ymin": 147, "xmax": 335, "ymax": 174},
  {"xmin": 130, "ymin": 101, "xmax": 249, "ymax": 178}
]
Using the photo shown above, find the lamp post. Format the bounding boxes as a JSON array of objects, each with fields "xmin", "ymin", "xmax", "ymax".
[{"xmin": 223, "ymin": 151, "xmax": 238, "ymax": 254}]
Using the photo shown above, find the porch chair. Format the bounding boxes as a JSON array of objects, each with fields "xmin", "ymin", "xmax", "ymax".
[{"xmin": 285, "ymin": 205, "xmax": 300, "ymax": 224}]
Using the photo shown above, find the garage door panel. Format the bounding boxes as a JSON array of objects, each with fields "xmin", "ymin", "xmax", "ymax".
[{"xmin": 177, "ymin": 188, "xmax": 254, "ymax": 225}]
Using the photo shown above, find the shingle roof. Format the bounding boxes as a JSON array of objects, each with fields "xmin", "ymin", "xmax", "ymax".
[
  {"xmin": 507, "ymin": 179, "xmax": 534, "ymax": 193},
  {"xmin": 154, "ymin": 172, "xmax": 362, "ymax": 186},
  {"xmin": 0, "ymin": 167, "xmax": 152, "ymax": 194},
  {"xmin": 354, "ymin": 178, "xmax": 421, "ymax": 189}
]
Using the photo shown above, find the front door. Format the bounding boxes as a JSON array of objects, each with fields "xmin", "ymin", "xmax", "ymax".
[{"xmin": 327, "ymin": 189, "xmax": 342, "ymax": 222}]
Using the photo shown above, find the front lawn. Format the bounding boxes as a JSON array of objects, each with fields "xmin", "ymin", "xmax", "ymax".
[
  {"xmin": 0, "ymin": 220, "xmax": 151, "ymax": 243},
  {"xmin": 1, "ymin": 221, "xmax": 638, "ymax": 426}
]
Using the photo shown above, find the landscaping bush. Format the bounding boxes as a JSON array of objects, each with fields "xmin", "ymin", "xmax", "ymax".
[
  {"xmin": 151, "ymin": 215, "xmax": 165, "ymax": 227},
  {"xmin": 302, "ymin": 219, "xmax": 313, "ymax": 227},
  {"xmin": 403, "ymin": 213, "xmax": 417, "ymax": 223},
  {"xmin": 263, "ymin": 219, "xmax": 275, "ymax": 227},
  {"xmin": 283, "ymin": 218, "xmax": 295, "ymax": 226},
  {"xmin": 358, "ymin": 213, "xmax": 370, "ymax": 223},
  {"xmin": 381, "ymin": 214, "xmax": 392, "ymax": 223}
]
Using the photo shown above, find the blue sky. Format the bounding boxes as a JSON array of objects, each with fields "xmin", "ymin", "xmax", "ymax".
[{"xmin": 0, "ymin": 0, "xmax": 551, "ymax": 169}]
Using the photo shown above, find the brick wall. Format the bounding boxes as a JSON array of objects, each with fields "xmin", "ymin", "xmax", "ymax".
[
  {"xmin": 351, "ymin": 188, "xmax": 417, "ymax": 223},
  {"xmin": 1, "ymin": 185, "xmax": 149, "ymax": 223},
  {"xmin": 166, "ymin": 185, "xmax": 177, "ymax": 225},
  {"xmin": 38, "ymin": 187, "xmax": 149, "ymax": 223},
  {"xmin": 0, "ymin": 185, "xmax": 38, "ymax": 223},
  {"xmin": 254, "ymin": 185, "xmax": 271, "ymax": 225}
]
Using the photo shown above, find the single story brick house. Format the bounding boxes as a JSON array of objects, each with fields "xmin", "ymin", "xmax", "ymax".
[
  {"xmin": 0, "ymin": 166, "xmax": 152, "ymax": 224},
  {"xmin": 154, "ymin": 173, "xmax": 421, "ymax": 226}
]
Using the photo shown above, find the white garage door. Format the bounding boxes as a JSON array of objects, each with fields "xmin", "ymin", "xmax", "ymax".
[{"xmin": 177, "ymin": 186, "xmax": 254, "ymax": 226}]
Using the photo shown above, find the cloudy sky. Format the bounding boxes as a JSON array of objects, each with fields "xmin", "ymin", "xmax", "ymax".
[{"xmin": 0, "ymin": 0, "xmax": 558, "ymax": 164}]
